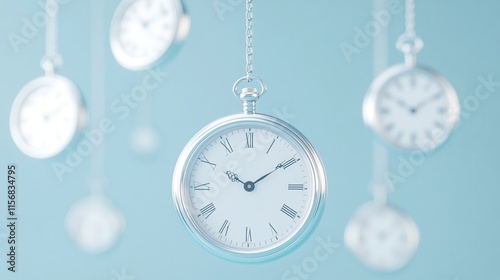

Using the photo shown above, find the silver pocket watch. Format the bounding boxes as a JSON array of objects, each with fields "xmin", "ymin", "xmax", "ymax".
[{"xmin": 172, "ymin": 79, "xmax": 327, "ymax": 262}]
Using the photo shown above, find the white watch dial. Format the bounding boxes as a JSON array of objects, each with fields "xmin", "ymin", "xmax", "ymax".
[
  {"xmin": 345, "ymin": 202, "xmax": 420, "ymax": 271},
  {"xmin": 111, "ymin": 0, "xmax": 189, "ymax": 70},
  {"xmin": 173, "ymin": 114, "xmax": 326, "ymax": 262},
  {"xmin": 363, "ymin": 65, "xmax": 460, "ymax": 151},
  {"xmin": 10, "ymin": 75, "xmax": 85, "ymax": 159}
]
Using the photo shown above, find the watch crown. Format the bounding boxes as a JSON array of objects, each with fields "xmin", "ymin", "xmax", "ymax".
[{"xmin": 240, "ymin": 87, "xmax": 259, "ymax": 115}]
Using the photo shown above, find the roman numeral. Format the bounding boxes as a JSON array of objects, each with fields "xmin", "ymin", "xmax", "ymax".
[
  {"xmin": 266, "ymin": 139, "xmax": 276, "ymax": 154},
  {"xmin": 410, "ymin": 133, "xmax": 417, "ymax": 146},
  {"xmin": 282, "ymin": 157, "xmax": 300, "ymax": 169},
  {"xmin": 379, "ymin": 107, "xmax": 390, "ymax": 115},
  {"xmin": 288, "ymin": 184, "xmax": 304, "ymax": 191},
  {"xmin": 385, "ymin": 123, "xmax": 394, "ymax": 132},
  {"xmin": 432, "ymin": 92, "xmax": 444, "ymax": 100},
  {"xmin": 199, "ymin": 203, "xmax": 216, "ymax": 219},
  {"xmin": 434, "ymin": 121, "xmax": 444, "ymax": 129},
  {"xmin": 193, "ymin": 181, "xmax": 210, "ymax": 191},
  {"xmin": 245, "ymin": 132, "xmax": 254, "ymax": 148},
  {"xmin": 281, "ymin": 204, "xmax": 298, "ymax": 219},
  {"xmin": 245, "ymin": 227, "xmax": 252, "ymax": 243},
  {"xmin": 269, "ymin": 223, "xmax": 278, "ymax": 238},
  {"xmin": 200, "ymin": 156, "xmax": 216, "ymax": 170},
  {"xmin": 425, "ymin": 129, "xmax": 433, "ymax": 139},
  {"xmin": 410, "ymin": 75, "xmax": 416, "ymax": 87},
  {"xmin": 220, "ymin": 138, "xmax": 233, "ymax": 154},
  {"xmin": 423, "ymin": 80, "xmax": 433, "ymax": 90},
  {"xmin": 437, "ymin": 107, "xmax": 448, "ymax": 114},
  {"xmin": 219, "ymin": 219, "xmax": 230, "ymax": 236},
  {"xmin": 394, "ymin": 79, "xmax": 403, "ymax": 89},
  {"xmin": 394, "ymin": 131, "xmax": 403, "ymax": 143}
]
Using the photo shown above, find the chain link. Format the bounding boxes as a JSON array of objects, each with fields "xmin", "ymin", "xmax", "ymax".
[
  {"xmin": 405, "ymin": 0, "xmax": 416, "ymax": 36},
  {"xmin": 396, "ymin": 0, "xmax": 423, "ymax": 64},
  {"xmin": 245, "ymin": 0, "xmax": 253, "ymax": 80},
  {"xmin": 233, "ymin": 0, "xmax": 267, "ymax": 102}
]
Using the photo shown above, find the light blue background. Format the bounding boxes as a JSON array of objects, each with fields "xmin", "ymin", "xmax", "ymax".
[{"xmin": 1, "ymin": 0, "xmax": 499, "ymax": 279}]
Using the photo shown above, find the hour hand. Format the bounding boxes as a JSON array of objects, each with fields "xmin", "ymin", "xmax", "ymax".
[
  {"xmin": 44, "ymin": 102, "xmax": 69, "ymax": 120},
  {"xmin": 412, "ymin": 92, "xmax": 443, "ymax": 112},
  {"xmin": 386, "ymin": 93, "xmax": 410, "ymax": 110},
  {"xmin": 224, "ymin": 171, "xmax": 244, "ymax": 185}
]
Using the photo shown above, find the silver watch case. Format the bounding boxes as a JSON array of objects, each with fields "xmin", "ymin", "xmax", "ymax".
[{"xmin": 172, "ymin": 113, "xmax": 327, "ymax": 263}]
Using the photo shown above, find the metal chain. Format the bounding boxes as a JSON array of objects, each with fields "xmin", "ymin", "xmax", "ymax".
[
  {"xmin": 245, "ymin": 0, "xmax": 254, "ymax": 80},
  {"xmin": 396, "ymin": 0, "xmax": 423, "ymax": 65},
  {"xmin": 41, "ymin": 0, "xmax": 63, "ymax": 74},
  {"xmin": 405, "ymin": 0, "xmax": 416, "ymax": 36},
  {"xmin": 233, "ymin": 0, "xmax": 267, "ymax": 104}
]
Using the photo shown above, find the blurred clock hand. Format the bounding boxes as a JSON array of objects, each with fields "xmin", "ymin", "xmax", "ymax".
[
  {"xmin": 410, "ymin": 92, "xmax": 443, "ymax": 113},
  {"xmin": 385, "ymin": 93, "xmax": 411, "ymax": 110},
  {"xmin": 44, "ymin": 102, "xmax": 69, "ymax": 121}
]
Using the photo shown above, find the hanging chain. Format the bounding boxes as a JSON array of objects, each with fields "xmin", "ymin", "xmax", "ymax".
[
  {"xmin": 396, "ymin": 0, "xmax": 423, "ymax": 65},
  {"xmin": 245, "ymin": 0, "xmax": 254, "ymax": 80},
  {"xmin": 41, "ymin": 0, "xmax": 63, "ymax": 75},
  {"xmin": 233, "ymin": 0, "xmax": 267, "ymax": 113},
  {"xmin": 404, "ymin": 0, "xmax": 416, "ymax": 36}
]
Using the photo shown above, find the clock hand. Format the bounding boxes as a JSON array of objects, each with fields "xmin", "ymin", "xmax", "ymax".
[
  {"xmin": 253, "ymin": 163, "xmax": 284, "ymax": 185},
  {"xmin": 386, "ymin": 93, "xmax": 411, "ymax": 110},
  {"xmin": 225, "ymin": 158, "xmax": 297, "ymax": 192},
  {"xmin": 140, "ymin": 18, "xmax": 156, "ymax": 28},
  {"xmin": 410, "ymin": 92, "xmax": 443, "ymax": 113},
  {"xmin": 225, "ymin": 170, "xmax": 257, "ymax": 192},
  {"xmin": 140, "ymin": 11, "xmax": 164, "ymax": 29},
  {"xmin": 44, "ymin": 102, "xmax": 69, "ymax": 121},
  {"xmin": 394, "ymin": 98, "xmax": 411, "ymax": 110},
  {"xmin": 224, "ymin": 171, "xmax": 245, "ymax": 185}
]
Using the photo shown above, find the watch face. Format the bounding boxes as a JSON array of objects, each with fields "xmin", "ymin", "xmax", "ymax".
[
  {"xmin": 110, "ymin": 0, "xmax": 189, "ymax": 70},
  {"xmin": 363, "ymin": 64, "xmax": 460, "ymax": 151},
  {"xmin": 66, "ymin": 196, "xmax": 125, "ymax": 254},
  {"xmin": 344, "ymin": 202, "xmax": 420, "ymax": 271},
  {"xmin": 10, "ymin": 75, "xmax": 85, "ymax": 159},
  {"xmin": 172, "ymin": 114, "xmax": 326, "ymax": 262}
]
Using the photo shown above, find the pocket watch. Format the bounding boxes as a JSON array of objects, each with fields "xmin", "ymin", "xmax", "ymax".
[
  {"xmin": 344, "ymin": 201, "xmax": 420, "ymax": 271},
  {"xmin": 363, "ymin": 10, "xmax": 461, "ymax": 152},
  {"xmin": 10, "ymin": 75, "xmax": 86, "ymax": 159},
  {"xmin": 363, "ymin": 64, "xmax": 460, "ymax": 151},
  {"xmin": 110, "ymin": 0, "xmax": 190, "ymax": 70},
  {"xmin": 172, "ymin": 82, "xmax": 327, "ymax": 263},
  {"xmin": 66, "ymin": 195, "xmax": 125, "ymax": 254}
]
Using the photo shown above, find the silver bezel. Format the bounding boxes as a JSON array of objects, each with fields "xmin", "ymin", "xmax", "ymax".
[
  {"xmin": 344, "ymin": 202, "xmax": 420, "ymax": 272},
  {"xmin": 363, "ymin": 64, "xmax": 460, "ymax": 152},
  {"xmin": 10, "ymin": 75, "xmax": 86, "ymax": 159},
  {"xmin": 110, "ymin": 0, "xmax": 190, "ymax": 70},
  {"xmin": 172, "ymin": 113, "xmax": 327, "ymax": 263}
]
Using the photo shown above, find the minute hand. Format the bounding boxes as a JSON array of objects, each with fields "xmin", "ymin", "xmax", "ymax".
[
  {"xmin": 413, "ymin": 92, "xmax": 443, "ymax": 111},
  {"xmin": 253, "ymin": 163, "xmax": 283, "ymax": 185}
]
